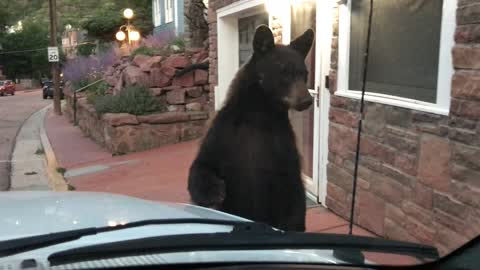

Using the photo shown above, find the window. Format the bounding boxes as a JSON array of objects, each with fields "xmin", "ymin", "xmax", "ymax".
[
  {"xmin": 349, "ymin": 0, "xmax": 442, "ymax": 103},
  {"xmin": 337, "ymin": 0, "xmax": 456, "ymax": 114},
  {"xmin": 164, "ymin": 0, "xmax": 174, "ymax": 24},
  {"xmin": 153, "ymin": 0, "xmax": 162, "ymax": 26},
  {"xmin": 238, "ymin": 13, "xmax": 269, "ymax": 66}
]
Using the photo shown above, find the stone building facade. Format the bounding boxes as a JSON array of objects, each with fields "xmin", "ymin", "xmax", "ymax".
[{"xmin": 207, "ymin": 0, "xmax": 479, "ymax": 255}]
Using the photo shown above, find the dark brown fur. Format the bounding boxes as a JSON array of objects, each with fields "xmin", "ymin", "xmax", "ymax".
[{"xmin": 188, "ymin": 25, "xmax": 314, "ymax": 231}]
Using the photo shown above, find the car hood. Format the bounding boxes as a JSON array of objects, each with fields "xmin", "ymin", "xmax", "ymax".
[
  {"xmin": 0, "ymin": 191, "xmax": 244, "ymax": 241},
  {"xmin": 0, "ymin": 192, "xmax": 348, "ymax": 268}
]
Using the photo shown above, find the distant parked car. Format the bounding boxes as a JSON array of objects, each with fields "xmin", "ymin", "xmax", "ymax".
[
  {"xmin": 42, "ymin": 80, "xmax": 64, "ymax": 99},
  {"xmin": 0, "ymin": 80, "xmax": 16, "ymax": 96}
]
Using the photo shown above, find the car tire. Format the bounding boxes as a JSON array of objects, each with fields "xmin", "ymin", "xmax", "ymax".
[
  {"xmin": 11, "ymin": 91, "xmax": 14, "ymax": 96},
  {"xmin": 43, "ymin": 94, "xmax": 47, "ymax": 99},
  {"xmin": 0, "ymin": 92, "xmax": 4, "ymax": 96}
]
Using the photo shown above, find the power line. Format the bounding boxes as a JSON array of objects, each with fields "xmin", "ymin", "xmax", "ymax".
[
  {"xmin": 0, "ymin": 42, "xmax": 96, "ymax": 55},
  {"xmin": 0, "ymin": 48, "xmax": 46, "ymax": 55}
]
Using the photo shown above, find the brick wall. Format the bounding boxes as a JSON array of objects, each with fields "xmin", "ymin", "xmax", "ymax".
[
  {"xmin": 207, "ymin": 0, "xmax": 234, "ymax": 109},
  {"xmin": 327, "ymin": 1, "xmax": 480, "ymax": 254}
]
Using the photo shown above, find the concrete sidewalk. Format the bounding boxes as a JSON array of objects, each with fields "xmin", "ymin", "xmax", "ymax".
[
  {"xmin": 45, "ymin": 111, "xmax": 375, "ymax": 236},
  {"xmin": 10, "ymin": 106, "xmax": 50, "ymax": 190}
]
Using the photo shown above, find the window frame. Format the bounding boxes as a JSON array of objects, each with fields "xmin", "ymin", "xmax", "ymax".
[
  {"xmin": 336, "ymin": 0, "xmax": 457, "ymax": 116},
  {"xmin": 153, "ymin": 0, "xmax": 162, "ymax": 26},
  {"xmin": 164, "ymin": 0, "xmax": 174, "ymax": 24}
]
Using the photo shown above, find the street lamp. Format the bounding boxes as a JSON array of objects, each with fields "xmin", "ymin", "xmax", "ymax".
[
  {"xmin": 115, "ymin": 8, "xmax": 141, "ymax": 49},
  {"xmin": 123, "ymin": 8, "xmax": 134, "ymax": 19}
]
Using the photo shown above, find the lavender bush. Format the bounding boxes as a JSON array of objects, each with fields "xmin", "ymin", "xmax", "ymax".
[
  {"xmin": 141, "ymin": 30, "xmax": 175, "ymax": 49},
  {"xmin": 63, "ymin": 46, "xmax": 119, "ymax": 88}
]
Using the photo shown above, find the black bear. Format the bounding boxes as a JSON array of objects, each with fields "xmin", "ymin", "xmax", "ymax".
[{"xmin": 188, "ymin": 25, "xmax": 314, "ymax": 232}]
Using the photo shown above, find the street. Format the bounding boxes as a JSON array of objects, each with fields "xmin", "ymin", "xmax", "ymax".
[{"xmin": 0, "ymin": 90, "xmax": 50, "ymax": 190}]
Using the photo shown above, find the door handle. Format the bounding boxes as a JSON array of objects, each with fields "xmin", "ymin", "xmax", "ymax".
[{"xmin": 309, "ymin": 88, "xmax": 320, "ymax": 107}]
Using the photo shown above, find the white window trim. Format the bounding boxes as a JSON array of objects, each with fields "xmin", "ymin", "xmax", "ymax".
[
  {"xmin": 215, "ymin": 0, "xmax": 266, "ymax": 110},
  {"xmin": 164, "ymin": 0, "xmax": 174, "ymax": 23},
  {"xmin": 336, "ymin": 0, "xmax": 457, "ymax": 116},
  {"xmin": 174, "ymin": 0, "xmax": 179, "ymax": 34},
  {"xmin": 153, "ymin": 0, "xmax": 162, "ymax": 26}
]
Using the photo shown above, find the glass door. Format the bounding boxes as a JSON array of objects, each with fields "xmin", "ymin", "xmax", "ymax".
[
  {"xmin": 238, "ymin": 13, "xmax": 269, "ymax": 67},
  {"xmin": 289, "ymin": 0, "xmax": 318, "ymax": 198}
]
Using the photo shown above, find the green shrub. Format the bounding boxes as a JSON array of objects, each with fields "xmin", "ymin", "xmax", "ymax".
[
  {"xmin": 94, "ymin": 85, "xmax": 161, "ymax": 115},
  {"xmin": 77, "ymin": 43, "xmax": 96, "ymax": 56},
  {"xmin": 169, "ymin": 37, "xmax": 186, "ymax": 51},
  {"xmin": 86, "ymin": 81, "xmax": 109, "ymax": 104},
  {"xmin": 131, "ymin": 46, "xmax": 157, "ymax": 58}
]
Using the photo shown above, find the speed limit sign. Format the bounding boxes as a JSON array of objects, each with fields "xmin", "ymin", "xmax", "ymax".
[{"xmin": 48, "ymin": 47, "xmax": 59, "ymax": 62}]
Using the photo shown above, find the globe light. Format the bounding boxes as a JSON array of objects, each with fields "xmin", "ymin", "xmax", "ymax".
[
  {"xmin": 123, "ymin": 8, "xmax": 134, "ymax": 19},
  {"xmin": 115, "ymin": 31, "xmax": 126, "ymax": 41},
  {"xmin": 129, "ymin": 30, "xmax": 141, "ymax": 41}
]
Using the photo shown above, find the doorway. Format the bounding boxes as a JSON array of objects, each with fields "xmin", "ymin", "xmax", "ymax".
[{"xmin": 288, "ymin": 0, "xmax": 318, "ymax": 201}]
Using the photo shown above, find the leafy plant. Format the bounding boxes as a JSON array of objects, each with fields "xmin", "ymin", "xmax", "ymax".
[
  {"xmin": 81, "ymin": 1, "xmax": 153, "ymax": 43},
  {"xmin": 169, "ymin": 37, "xmax": 186, "ymax": 51},
  {"xmin": 35, "ymin": 147, "xmax": 45, "ymax": 155},
  {"xmin": 130, "ymin": 46, "xmax": 157, "ymax": 58},
  {"xmin": 77, "ymin": 43, "xmax": 97, "ymax": 56},
  {"xmin": 94, "ymin": 85, "xmax": 162, "ymax": 115},
  {"xmin": 141, "ymin": 30, "xmax": 175, "ymax": 49},
  {"xmin": 87, "ymin": 81, "xmax": 109, "ymax": 104},
  {"xmin": 0, "ymin": 21, "xmax": 50, "ymax": 80},
  {"xmin": 63, "ymin": 47, "xmax": 118, "ymax": 88},
  {"xmin": 56, "ymin": 167, "xmax": 67, "ymax": 175}
]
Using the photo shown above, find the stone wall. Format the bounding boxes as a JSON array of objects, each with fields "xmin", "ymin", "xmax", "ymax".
[
  {"xmin": 326, "ymin": 2, "xmax": 480, "ymax": 254},
  {"xmin": 65, "ymin": 48, "xmax": 211, "ymax": 154},
  {"xmin": 207, "ymin": 0, "xmax": 479, "ymax": 254},
  {"xmin": 64, "ymin": 91, "xmax": 208, "ymax": 155}
]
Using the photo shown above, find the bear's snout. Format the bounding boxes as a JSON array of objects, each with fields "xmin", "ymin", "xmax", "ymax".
[{"xmin": 294, "ymin": 95, "xmax": 313, "ymax": 111}]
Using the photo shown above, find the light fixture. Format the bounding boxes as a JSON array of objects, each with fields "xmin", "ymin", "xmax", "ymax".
[
  {"xmin": 115, "ymin": 31, "xmax": 126, "ymax": 41},
  {"xmin": 129, "ymin": 30, "xmax": 141, "ymax": 41},
  {"xmin": 123, "ymin": 8, "xmax": 134, "ymax": 19}
]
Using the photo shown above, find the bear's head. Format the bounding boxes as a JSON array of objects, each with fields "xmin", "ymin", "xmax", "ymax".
[{"xmin": 251, "ymin": 25, "xmax": 315, "ymax": 111}]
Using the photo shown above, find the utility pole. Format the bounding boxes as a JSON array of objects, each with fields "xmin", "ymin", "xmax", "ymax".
[{"xmin": 48, "ymin": 0, "xmax": 62, "ymax": 115}]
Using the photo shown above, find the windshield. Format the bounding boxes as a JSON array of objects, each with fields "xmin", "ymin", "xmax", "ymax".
[{"xmin": 0, "ymin": 0, "xmax": 478, "ymax": 269}]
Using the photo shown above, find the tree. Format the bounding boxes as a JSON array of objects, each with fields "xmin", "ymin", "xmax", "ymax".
[
  {"xmin": 81, "ymin": 0, "xmax": 153, "ymax": 43},
  {"xmin": 0, "ymin": 22, "xmax": 50, "ymax": 80},
  {"xmin": 185, "ymin": 0, "xmax": 208, "ymax": 48}
]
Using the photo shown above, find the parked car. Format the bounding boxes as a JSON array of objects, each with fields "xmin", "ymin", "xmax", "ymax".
[
  {"xmin": 0, "ymin": 80, "xmax": 16, "ymax": 96},
  {"xmin": 42, "ymin": 80, "xmax": 64, "ymax": 99},
  {"xmin": 0, "ymin": 191, "xmax": 477, "ymax": 270}
]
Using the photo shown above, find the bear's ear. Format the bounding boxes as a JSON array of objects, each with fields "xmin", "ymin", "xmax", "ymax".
[
  {"xmin": 289, "ymin": 29, "xmax": 315, "ymax": 58},
  {"xmin": 253, "ymin": 25, "xmax": 275, "ymax": 55}
]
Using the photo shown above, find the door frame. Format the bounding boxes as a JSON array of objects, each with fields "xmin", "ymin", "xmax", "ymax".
[
  {"xmin": 215, "ymin": 0, "xmax": 334, "ymax": 205},
  {"xmin": 216, "ymin": 0, "xmax": 266, "ymax": 110},
  {"xmin": 315, "ymin": 0, "xmax": 334, "ymax": 205},
  {"xmin": 286, "ymin": 0, "xmax": 334, "ymax": 205}
]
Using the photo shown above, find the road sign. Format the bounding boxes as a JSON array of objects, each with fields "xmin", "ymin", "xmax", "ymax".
[{"xmin": 48, "ymin": 47, "xmax": 59, "ymax": 62}]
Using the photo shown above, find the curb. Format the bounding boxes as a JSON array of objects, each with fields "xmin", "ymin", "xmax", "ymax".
[{"xmin": 39, "ymin": 105, "xmax": 69, "ymax": 191}]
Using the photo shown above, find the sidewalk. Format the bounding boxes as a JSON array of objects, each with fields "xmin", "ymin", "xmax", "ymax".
[
  {"xmin": 45, "ymin": 110, "xmax": 373, "ymax": 235},
  {"xmin": 10, "ymin": 106, "xmax": 50, "ymax": 190}
]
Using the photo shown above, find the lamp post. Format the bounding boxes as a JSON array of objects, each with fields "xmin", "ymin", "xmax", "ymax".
[{"xmin": 115, "ymin": 8, "xmax": 141, "ymax": 54}]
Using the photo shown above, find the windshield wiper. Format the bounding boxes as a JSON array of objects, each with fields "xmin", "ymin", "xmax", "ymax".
[
  {"xmin": 48, "ymin": 230, "xmax": 439, "ymax": 266},
  {"xmin": 0, "ymin": 218, "xmax": 257, "ymax": 258}
]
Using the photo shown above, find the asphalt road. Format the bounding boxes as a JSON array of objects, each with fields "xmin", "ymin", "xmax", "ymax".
[{"xmin": 0, "ymin": 89, "xmax": 50, "ymax": 190}]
